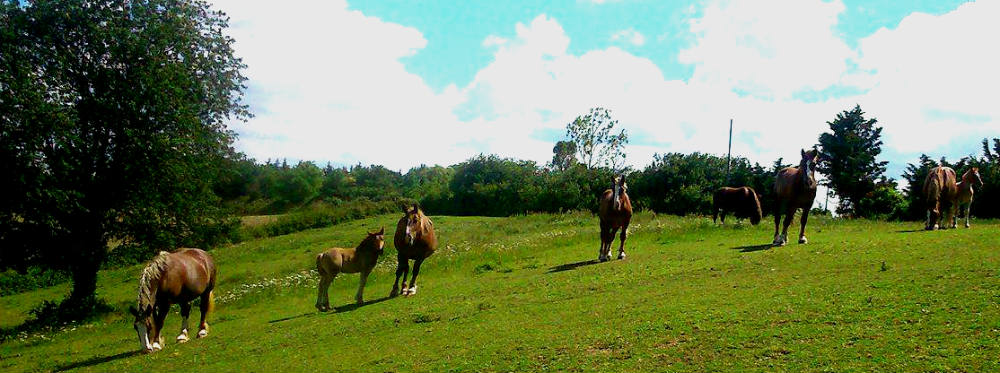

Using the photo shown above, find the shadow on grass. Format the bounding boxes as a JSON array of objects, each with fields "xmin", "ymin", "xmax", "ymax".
[
  {"xmin": 730, "ymin": 244, "xmax": 773, "ymax": 253},
  {"xmin": 547, "ymin": 259, "xmax": 601, "ymax": 273},
  {"xmin": 332, "ymin": 296, "xmax": 392, "ymax": 313},
  {"xmin": 895, "ymin": 229, "xmax": 928, "ymax": 233},
  {"xmin": 53, "ymin": 350, "xmax": 141, "ymax": 372}
]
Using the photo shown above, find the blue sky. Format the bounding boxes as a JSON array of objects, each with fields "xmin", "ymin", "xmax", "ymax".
[{"xmin": 214, "ymin": 0, "xmax": 997, "ymax": 190}]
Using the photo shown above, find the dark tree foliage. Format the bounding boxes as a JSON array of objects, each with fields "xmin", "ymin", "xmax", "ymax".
[
  {"xmin": 0, "ymin": 0, "xmax": 249, "ymax": 305},
  {"xmin": 550, "ymin": 140, "xmax": 577, "ymax": 171},
  {"xmin": 629, "ymin": 153, "xmax": 776, "ymax": 216},
  {"xmin": 817, "ymin": 105, "xmax": 889, "ymax": 217}
]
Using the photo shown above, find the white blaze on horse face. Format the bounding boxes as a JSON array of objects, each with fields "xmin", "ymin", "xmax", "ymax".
[{"xmin": 136, "ymin": 324, "xmax": 151, "ymax": 351}]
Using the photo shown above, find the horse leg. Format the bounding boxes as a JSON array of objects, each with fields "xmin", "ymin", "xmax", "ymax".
[
  {"xmin": 152, "ymin": 304, "xmax": 168, "ymax": 351},
  {"xmin": 965, "ymin": 203, "xmax": 971, "ymax": 228},
  {"xmin": 177, "ymin": 302, "xmax": 191, "ymax": 343},
  {"xmin": 777, "ymin": 207, "xmax": 794, "ymax": 246},
  {"xmin": 356, "ymin": 270, "xmax": 370, "ymax": 305},
  {"xmin": 315, "ymin": 269, "xmax": 333, "ymax": 311},
  {"xmin": 617, "ymin": 224, "xmax": 628, "ymax": 260},
  {"xmin": 197, "ymin": 291, "xmax": 212, "ymax": 338},
  {"xmin": 599, "ymin": 223, "xmax": 611, "ymax": 262},
  {"xmin": 773, "ymin": 202, "xmax": 783, "ymax": 245},
  {"xmin": 949, "ymin": 202, "xmax": 958, "ymax": 229},
  {"xmin": 798, "ymin": 208, "xmax": 810, "ymax": 244},
  {"xmin": 407, "ymin": 258, "xmax": 425, "ymax": 296},
  {"xmin": 391, "ymin": 257, "xmax": 409, "ymax": 297}
]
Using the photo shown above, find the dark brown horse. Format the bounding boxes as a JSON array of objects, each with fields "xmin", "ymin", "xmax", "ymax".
[
  {"xmin": 598, "ymin": 174, "xmax": 632, "ymax": 261},
  {"xmin": 130, "ymin": 248, "xmax": 216, "ymax": 353},
  {"xmin": 956, "ymin": 167, "xmax": 984, "ymax": 228},
  {"xmin": 923, "ymin": 166, "xmax": 958, "ymax": 230},
  {"xmin": 315, "ymin": 227, "xmax": 385, "ymax": 311},
  {"xmin": 713, "ymin": 186, "xmax": 762, "ymax": 225},
  {"xmin": 391, "ymin": 204, "xmax": 437, "ymax": 297},
  {"xmin": 772, "ymin": 148, "xmax": 820, "ymax": 246}
]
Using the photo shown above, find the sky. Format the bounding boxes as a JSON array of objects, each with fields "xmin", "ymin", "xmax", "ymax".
[{"xmin": 212, "ymin": 0, "xmax": 999, "ymax": 189}]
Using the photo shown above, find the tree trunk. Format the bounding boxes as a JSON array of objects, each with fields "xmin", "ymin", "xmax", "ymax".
[{"xmin": 67, "ymin": 221, "xmax": 107, "ymax": 305}]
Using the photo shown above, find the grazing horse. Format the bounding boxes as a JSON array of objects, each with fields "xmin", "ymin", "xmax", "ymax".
[
  {"xmin": 772, "ymin": 149, "xmax": 820, "ymax": 246},
  {"xmin": 923, "ymin": 166, "xmax": 959, "ymax": 230},
  {"xmin": 315, "ymin": 228, "xmax": 385, "ymax": 311},
  {"xmin": 598, "ymin": 174, "xmax": 632, "ymax": 261},
  {"xmin": 391, "ymin": 204, "xmax": 437, "ymax": 297},
  {"xmin": 956, "ymin": 167, "xmax": 983, "ymax": 228},
  {"xmin": 713, "ymin": 186, "xmax": 762, "ymax": 225},
  {"xmin": 130, "ymin": 248, "xmax": 216, "ymax": 353}
]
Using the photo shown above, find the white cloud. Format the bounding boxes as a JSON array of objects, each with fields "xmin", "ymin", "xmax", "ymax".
[
  {"xmin": 212, "ymin": 0, "xmax": 471, "ymax": 170},
  {"xmin": 679, "ymin": 0, "xmax": 856, "ymax": 100},
  {"xmin": 853, "ymin": 0, "xmax": 1000, "ymax": 154},
  {"xmin": 611, "ymin": 28, "xmax": 646, "ymax": 46}
]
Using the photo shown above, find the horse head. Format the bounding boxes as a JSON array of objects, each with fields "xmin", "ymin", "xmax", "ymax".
[
  {"xmin": 129, "ymin": 304, "xmax": 156, "ymax": 353},
  {"xmin": 403, "ymin": 204, "xmax": 423, "ymax": 246},
  {"xmin": 799, "ymin": 148, "xmax": 821, "ymax": 187},
  {"xmin": 612, "ymin": 174, "xmax": 628, "ymax": 210},
  {"xmin": 366, "ymin": 226, "xmax": 386, "ymax": 254},
  {"xmin": 967, "ymin": 167, "xmax": 983, "ymax": 187}
]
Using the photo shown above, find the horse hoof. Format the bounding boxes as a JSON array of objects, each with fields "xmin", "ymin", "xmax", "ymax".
[
  {"xmin": 798, "ymin": 237, "xmax": 808, "ymax": 244},
  {"xmin": 197, "ymin": 329, "xmax": 208, "ymax": 338},
  {"xmin": 176, "ymin": 332, "xmax": 189, "ymax": 343},
  {"xmin": 409, "ymin": 286, "xmax": 417, "ymax": 295},
  {"xmin": 151, "ymin": 342, "xmax": 162, "ymax": 351},
  {"xmin": 617, "ymin": 252, "xmax": 626, "ymax": 260}
]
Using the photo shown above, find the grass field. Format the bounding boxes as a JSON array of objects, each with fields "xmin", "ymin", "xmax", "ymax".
[{"xmin": 1, "ymin": 212, "xmax": 999, "ymax": 372}]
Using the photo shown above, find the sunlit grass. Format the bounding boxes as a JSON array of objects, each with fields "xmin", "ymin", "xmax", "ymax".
[{"xmin": 1, "ymin": 213, "xmax": 998, "ymax": 372}]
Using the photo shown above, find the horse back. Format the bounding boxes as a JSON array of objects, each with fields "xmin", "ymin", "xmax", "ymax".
[{"xmin": 161, "ymin": 248, "xmax": 215, "ymax": 301}]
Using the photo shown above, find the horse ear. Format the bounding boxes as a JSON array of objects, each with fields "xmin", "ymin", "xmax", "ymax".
[
  {"xmin": 401, "ymin": 204, "xmax": 409, "ymax": 214},
  {"xmin": 801, "ymin": 149, "xmax": 806, "ymax": 158},
  {"xmin": 378, "ymin": 226, "xmax": 384, "ymax": 235}
]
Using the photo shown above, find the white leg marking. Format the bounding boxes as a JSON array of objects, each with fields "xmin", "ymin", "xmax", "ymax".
[{"xmin": 198, "ymin": 328, "xmax": 208, "ymax": 338}]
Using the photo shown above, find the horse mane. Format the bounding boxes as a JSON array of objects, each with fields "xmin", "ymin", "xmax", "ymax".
[{"xmin": 137, "ymin": 251, "xmax": 170, "ymax": 311}]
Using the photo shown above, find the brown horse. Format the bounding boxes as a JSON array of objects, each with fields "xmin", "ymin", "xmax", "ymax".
[
  {"xmin": 923, "ymin": 166, "xmax": 959, "ymax": 230},
  {"xmin": 130, "ymin": 248, "xmax": 216, "ymax": 353},
  {"xmin": 598, "ymin": 174, "xmax": 632, "ymax": 261},
  {"xmin": 956, "ymin": 167, "xmax": 984, "ymax": 228},
  {"xmin": 713, "ymin": 186, "xmax": 762, "ymax": 225},
  {"xmin": 772, "ymin": 148, "xmax": 820, "ymax": 246},
  {"xmin": 391, "ymin": 204, "xmax": 437, "ymax": 297},
  {"xmin": 315, "ymin": 228, "xmax": 385, "ymax": 311}
]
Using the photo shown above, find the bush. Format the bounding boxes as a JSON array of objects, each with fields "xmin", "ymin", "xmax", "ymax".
[
  {"xmin": 0, "ymin": 267, "xmax": 69, "ymax": 296},
  {"xmin": 239, "ymin": 198, "xmax": 414, "ymax": 240}
]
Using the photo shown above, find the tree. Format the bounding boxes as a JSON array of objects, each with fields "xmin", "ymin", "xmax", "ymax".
[
  {"xmin": 0, "ymin": 0, "xmax": 249, "ymax": 307},
  {"xmin": 817, "ymin": 105, "xmax": 889, "ymax": 216},
  {"xmin": 565, "ymin": 107, "xmax": 629, "ymax": 171},
  {"xmin": 550, "ymin": 140, "xmax": 577, "ymax": 171}
]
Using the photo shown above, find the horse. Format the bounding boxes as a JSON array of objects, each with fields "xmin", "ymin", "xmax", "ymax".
[
  {"xmin": 955, "ymin": 167, "xmax": 982, "ymax": 228},
  {"xmin": 391, "ymin": 204, "xmax": 437, "ymax": 297},
  {"xmin": 315, "ymin": 227, "xmax": 385, "ymax": 311},
  {"xmin": 923, "ymin": 166, "xmax": 959, "ymax": 230},
  {"xmin": 130, "ymin": 248, "xmax": 216, "ymax": 353},
  {"xmin": 598, "ymin": 174, "xmax": 632, "ymax": 261},
  {"xmin": 713, "ymin": 186, "xmax": 762, "ymax": 225},
  {"xmin": 772, "ymin": 148, "xmax": 820, "ymax": 246}
]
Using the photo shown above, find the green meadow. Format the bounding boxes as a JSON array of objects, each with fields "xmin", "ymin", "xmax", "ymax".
[{"xmin": 2, "ymin": 213, "xmax": 999, "ymax": 372}]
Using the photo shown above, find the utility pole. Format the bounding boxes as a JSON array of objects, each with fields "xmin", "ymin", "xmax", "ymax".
[{"xmin": 726, "ymin": 119, "xmax": 733, "ymax": 185}]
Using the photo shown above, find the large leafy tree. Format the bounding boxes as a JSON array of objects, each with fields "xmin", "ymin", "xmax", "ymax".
[
  {"xmin": 817, "ymin": 105, "xmax": 889, "ymax": 216},
  {"xmin": 0, "ymin": 0, "xmax": 249, "ymax": 305},
  {"xmin": 565, "ymin": 107, "xmax": 629, "ymax": 171}
]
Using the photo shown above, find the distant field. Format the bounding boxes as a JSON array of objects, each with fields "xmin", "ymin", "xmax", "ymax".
[
  {"xmin": 1, "ymin": 213, "xmax": 999, "ymax": 372},
  {"xmin": 239, "ymin": 214, "xmax": 283, "ymax": 227}
]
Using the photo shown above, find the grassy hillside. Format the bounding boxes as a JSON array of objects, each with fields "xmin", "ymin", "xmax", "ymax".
[{"xmin": 2, "ymin": 213, "xmax": 999, "ymax": 372}]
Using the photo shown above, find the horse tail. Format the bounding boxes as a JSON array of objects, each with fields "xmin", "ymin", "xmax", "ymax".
[
  {"xmin": 315, "ymin": 252, "xmax": 326, "ymax": 276},
  {"xmin": 207, "ymin": 290, "xmax": 215, "ymax": 313}
]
